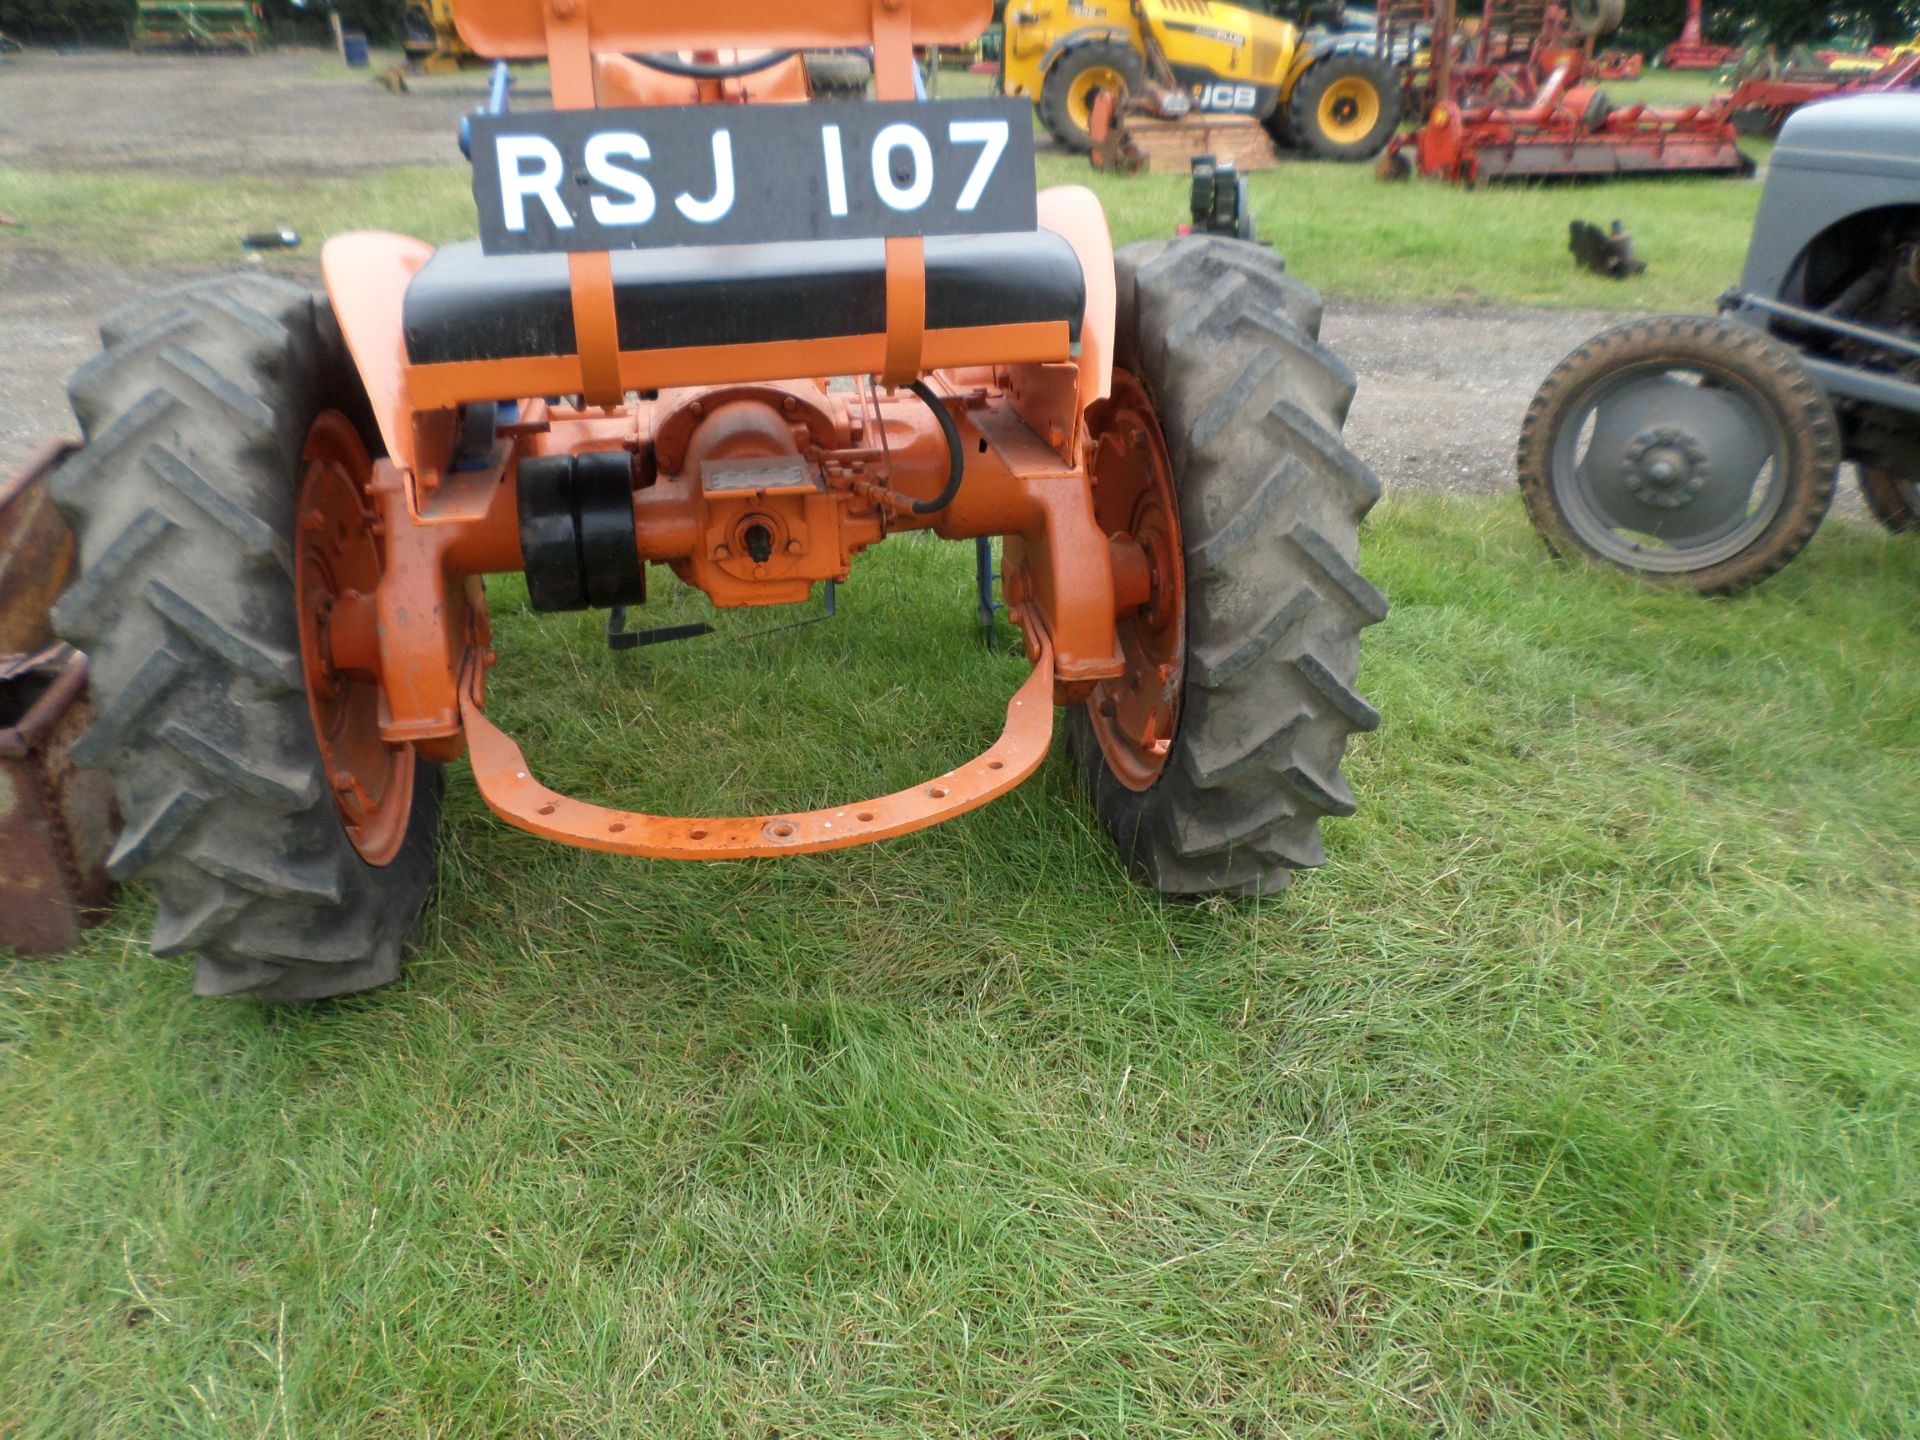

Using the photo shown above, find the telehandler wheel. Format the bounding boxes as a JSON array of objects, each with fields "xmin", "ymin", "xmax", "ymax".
[
  {"xmin": 50, "ymin": 276, "xmax": 442, "ymax": 1002},
  {"xmin": 1039, "ymin": 39, "xmax": 1144, "ymax": 153},
  {"xmin": 1286, "ymin": 52, "xmax": 1402, "ymax": 161},
  {"xmin": 1067, "ymin": 236, "xmax": 1387, "ymax": 897}
]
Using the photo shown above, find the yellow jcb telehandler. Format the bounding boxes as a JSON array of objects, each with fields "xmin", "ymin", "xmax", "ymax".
[{"xmin": 1001, "ymin": 0, "xmax": 1402, "ymax": 160}]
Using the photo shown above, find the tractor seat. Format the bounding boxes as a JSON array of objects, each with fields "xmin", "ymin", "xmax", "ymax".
[{"xmin": 402, "ymin": 231, "xmax": 1086, "ymax": 367}]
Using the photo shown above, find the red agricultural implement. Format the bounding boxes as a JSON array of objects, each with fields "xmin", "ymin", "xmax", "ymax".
[
  {"xmin": 1661, "ymin": 0, "xmax": 1737, "ymax": 72},
  {"xmin": 1377, "ymin": 0, "xmax": 1639, "ymax": 111},
  {"xmin": 1721, "ymin": 49, "xmax": 1920, "ymax": 136},
  {"xmin": 1380, "ymin": 0, "xmax": 1749, "ymax": 184}
]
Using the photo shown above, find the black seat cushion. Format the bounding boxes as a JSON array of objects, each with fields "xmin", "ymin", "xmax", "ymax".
[{"xmin": 403, "ymin": 231, "xmax": 1086, "ymax": 366}]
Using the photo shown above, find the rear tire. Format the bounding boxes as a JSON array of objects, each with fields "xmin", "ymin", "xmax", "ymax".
[
  {"xmin": 51, "ymin": 276, "xmax": 442, "ymax": 1001},
  {"xmin": 1855, "ymin": 412, "xmax": 1920, "ymax": 533},
  {"xmin": 1038, "ymin": 39, "xmax": 1144, "ymax": 153},
  {"xmin": 1068, "ymin": 236, "xmax": 1387, "ymax": 897},
  {"xmin": 1862, "ymin": 467, "xmax": 1920, "ymax": 533},
  {"xmin": 1286, "ymin": 52, "xmax": 1402, "ymax": 161}
]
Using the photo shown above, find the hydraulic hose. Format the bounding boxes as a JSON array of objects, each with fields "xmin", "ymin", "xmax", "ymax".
[
  {"xmin": 907, "ymin": 380, "xmax": 965, "ymax": 515},
  {"xmin": 632, "ymin": 49, "xmax": 798, "ymax": 79}
]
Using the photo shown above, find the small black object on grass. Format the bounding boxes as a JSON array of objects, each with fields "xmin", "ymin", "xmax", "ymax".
[
  {"xmin": 240, "ymin": 228, "xmax": 301, "ymax": 251},
  {"xmin": 1570, "ymin": 219, "xmax": 1645, "ymax": 279}
]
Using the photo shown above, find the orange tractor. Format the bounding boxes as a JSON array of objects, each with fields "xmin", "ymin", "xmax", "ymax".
[{"xmin": 44, "ymin": 0, "xmax": 1384, "ymax": 1000}]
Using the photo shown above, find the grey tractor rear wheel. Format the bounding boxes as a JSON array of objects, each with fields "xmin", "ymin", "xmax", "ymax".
[
  {"xmin": 1855, "ymin": 415, "xmax": 1920, "ymax": 533},
  {"xmin": 1067, "ymin": 236, "xmax": 1387, "ymax": 897},
  {"xmin": 51, "ymin": 275, "xmax": 441, "ymax": 1001},
  {"xmin": 1862, "ymin": 467, "xmax": 1920, "ymax": 532}
]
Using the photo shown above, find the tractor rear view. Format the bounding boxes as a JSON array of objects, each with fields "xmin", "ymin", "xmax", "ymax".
[{"xmin": 40, "ymin": 0, "xmax": 1386, "ymax": 999}]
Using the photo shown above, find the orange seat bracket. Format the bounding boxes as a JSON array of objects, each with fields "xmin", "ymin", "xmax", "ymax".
[
  {"xmin": 460, "ymin": 631, "xmax": 1055, "ymax": 857},
  {"xmin": 546, "ymin": 0, "xmax": 624, "ymax": 408}
]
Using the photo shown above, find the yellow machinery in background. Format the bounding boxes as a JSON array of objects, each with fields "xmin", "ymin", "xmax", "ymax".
[
  {"xmin": 1001, "ymin": 0, "xmax": 1401, "ymax": 160},
  {"xmin": 400, "ymin": 0, "xmax": 475, "ymax": 72}
]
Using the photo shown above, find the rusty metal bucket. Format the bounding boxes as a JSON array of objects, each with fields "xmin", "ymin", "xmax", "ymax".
[{"xmin": 1, "ymin": 441, "xmax": 119, "ymax": 956}]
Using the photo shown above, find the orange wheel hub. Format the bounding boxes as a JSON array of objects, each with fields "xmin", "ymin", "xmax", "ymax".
[
  {"xmin": 1087, "ymin": 373, "xmax": 1185, "ymax": 792},
  {"xmin": 295, "ymin": 410, "xmax": 414, "ymax": 865}
]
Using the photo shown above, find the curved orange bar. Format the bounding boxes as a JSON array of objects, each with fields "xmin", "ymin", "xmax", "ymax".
[{"xmin": 460, "ymin": 635, "xmax": 1055, "ymax": 858}]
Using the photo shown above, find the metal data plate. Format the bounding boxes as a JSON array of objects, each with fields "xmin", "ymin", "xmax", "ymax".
[
  {"xmin": 700, "ymin": 457, "xmax": 816, "ymax": 493},
  {"xmin": 470, "ymin": 97, "xmax": 1038, "ymax": 256}
]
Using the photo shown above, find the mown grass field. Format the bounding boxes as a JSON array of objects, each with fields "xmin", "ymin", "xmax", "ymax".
[{"xmin": 5, "ymin": 499, "xmax": 1919, "ymax": 1437}]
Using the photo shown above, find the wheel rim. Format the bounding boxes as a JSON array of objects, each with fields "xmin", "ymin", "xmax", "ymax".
[
  {"xmin": 295, "ymin": 410, "xmax": 414, "ymax": 865},
  {"xmin": 1318, "ymin": 76, "xmax": 1381, "ymax": 144},
  {"xmin": 1087, "ymin": 373, "xmax": 1185, "ymax": 792},
  {"xmin": 1548, "ymin": 361, "xmax": 1790, "ymax": 573},
  {"xmin": 1067, "ymin": 64, "xmax": 1127, "ymax": 131}
]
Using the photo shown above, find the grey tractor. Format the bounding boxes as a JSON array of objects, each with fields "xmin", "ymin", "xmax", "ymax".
[{"xmin": 1518, "ymin": 93, "xmax": 1920, "ymax": 593}]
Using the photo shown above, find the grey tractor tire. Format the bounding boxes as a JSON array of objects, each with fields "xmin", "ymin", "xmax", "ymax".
[
  {"xmin": 1066, "ymin": 235, "xmax": 1387, "ymax": 897},
  {"xmin": 50, "ymin": 274, "xmax": 442, "ymax": 1002},
  {"xmin": 1854, "ymin": 412, "xmax": 1920, "ymax": 533},
  {"xmin": 1038, "ymin": 39, "xmax": 1144, "ymax": 153},
  {"xmin": 1861, "ymin": 467, "xmax": 1920, "ymax": 533},
  {"xmin": 1286, "ymin": 51, "xmax": 1403, "ymax": 162},
  {"xmin": 1516, "ymin": 315, "xmax": 1841, "ymax": 597}
]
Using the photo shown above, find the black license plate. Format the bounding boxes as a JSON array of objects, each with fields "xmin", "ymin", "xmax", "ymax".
[{"xmin": 469, "ymin": 98, "xmax": 1037, "ymax": 257}]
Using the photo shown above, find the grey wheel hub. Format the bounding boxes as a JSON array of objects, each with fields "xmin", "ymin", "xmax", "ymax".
[
  {"xmin": 1620, "ymin": 428, "xmax": 1709, "ymax": 509},
  {"xmin": 1557, "ymin": 371, "xmax": 1785, "ymax": 568}
]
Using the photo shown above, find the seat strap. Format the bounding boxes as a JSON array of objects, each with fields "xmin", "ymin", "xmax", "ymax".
[
  {"xmin": 546, "ymin": 0, "xmax": 624, "ymax": 407},
  {"xmin": 872, "ymin": 0, "xmax": 927, "ymax": 387}
]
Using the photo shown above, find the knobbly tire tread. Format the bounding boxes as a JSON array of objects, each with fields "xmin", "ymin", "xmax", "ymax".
[
  {"xmin": 1860, "ymin": 467, "xmax": 1920, "ymax": 534},
  {"xmin": 803, "ymin": 51, "xmax": 872, "ymax": 99},
  {"xmin": 1037, "ymin": 39, "xmax": 1144, "ymax": 154},
  {"xmin": 1285, "ymin": 52, "xmax": 1403, "ymax": 161},
  {"xmin": 1068, "ymin": 235, "xmax": 1386, "ymax": 898},
  {"xmin": 1516, "ymin": 315, "xmax": 1842, "ymax": 597},
  {"xmin": 51, "ymin": 275, "xmax": 441, "ymax": 1001}
]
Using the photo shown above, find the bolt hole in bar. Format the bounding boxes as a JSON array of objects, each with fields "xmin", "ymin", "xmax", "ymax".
[{"xmin": 461, "ymin": 635, "xmax": 1057, "ymax": 858}]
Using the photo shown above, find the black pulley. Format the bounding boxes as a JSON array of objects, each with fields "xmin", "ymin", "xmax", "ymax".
[
  {"xmin": 516, "ymin": 451, "xmax": 645, "ymax": 612},
  {"xmin": 573, "ymin": 451, "xmax": 645, "ymax": 608}
]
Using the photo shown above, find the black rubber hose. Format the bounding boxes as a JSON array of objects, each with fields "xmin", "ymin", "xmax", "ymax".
[
  {"xmin": 631, "ymin": 49, "xmax": 797, "ymax": 79},
  {"xmin": 907, "ymin": 381, "xmax": 965, "ymax": 515}
]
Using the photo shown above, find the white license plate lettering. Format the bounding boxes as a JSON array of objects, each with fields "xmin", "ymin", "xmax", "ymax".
[{"xmin": 472, "ymin": 99, "xmax": 1037, "ymax": 256}]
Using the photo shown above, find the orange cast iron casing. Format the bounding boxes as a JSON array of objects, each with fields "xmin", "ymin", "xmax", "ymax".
[{"xmin": 313, "ymin": 0, "xmax": 1155, "ymax": 861}]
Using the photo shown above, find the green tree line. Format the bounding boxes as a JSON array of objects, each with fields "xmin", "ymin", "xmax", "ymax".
[
  {"xmin": 1615, "ymin": 0, "xmax": 1919, "ymax": 49},
  {"xmin": 0, "ymin": 0, "xmax": 405, "ymax": 44}
]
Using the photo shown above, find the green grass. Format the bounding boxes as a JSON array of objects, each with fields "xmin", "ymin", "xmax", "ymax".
[{"xmin": 5, "ymin": 498, "xmax": 1919, "ymax": 1437}]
